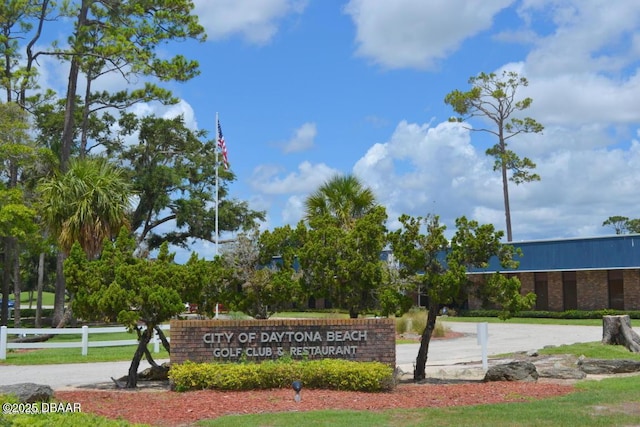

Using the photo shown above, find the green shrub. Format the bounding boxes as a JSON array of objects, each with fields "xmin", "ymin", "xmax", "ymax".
[
  {"xmin": 395, "ymin": 308, "xmax": 449, "ymax": 337},
  {"xmin": 432, "ymin": 320, "xmax": 446, "ymax": 338},
  {"xmin": 395, "ymin": 316, "xmax": 409, "ymax": 334},
  {"xmin": 17, "ymin": 308, "xmax": 55, "ymax": 319},
  {"xmin": 411, "ymin": 314, "xmax": 427, "ymax": 335},
  {"xmin": 170, "ymin": 358, "xmax": 394, "ymax": 393}
]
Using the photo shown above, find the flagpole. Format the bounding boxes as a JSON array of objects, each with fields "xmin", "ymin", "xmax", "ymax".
[{"xmin": 215, "ymin": 112, "xmax": 219, "ymax": 257}]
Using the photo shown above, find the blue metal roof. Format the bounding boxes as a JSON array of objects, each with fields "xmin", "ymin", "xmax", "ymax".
[{"xmin": 471, "ymin": 234, "xmax": 640, "ymax": 273}]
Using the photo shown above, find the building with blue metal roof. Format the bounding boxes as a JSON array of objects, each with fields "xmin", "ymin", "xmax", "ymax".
[{"xmin": 467, "ymin": 234, "xmax": 640, "ymax": 311}]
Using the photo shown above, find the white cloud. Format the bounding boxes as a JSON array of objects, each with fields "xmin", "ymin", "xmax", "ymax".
[
  {"xmin": 250, "ymin": 161, "xmax": 338, "ymax": 195},
  {"xmin": 351, "ymin": 117, "xmax": 640, "ymax": 241},
  {"xmin": 281, "ymin": 122, "xmax": 317, "ymax": 153},
  {"xmin": 344, "ymin": 0, "xmax": 514, "ymax": 69},
  {"xmin": 193, "ymin": 0, "xmax": 308, "ymax": 45},
  {"xmin": 247, "ymin": 161, "xmax": 340, "ymax": 228},
  {"xmin": 354, "ymin": 120, "xmax": 492, "ymax": 228},
  {"xmin": 160, "ymin": 101, "xmax": 199, "ymax": 130},
  {"xmin": 282, "ymin": 195, "xmax": 306, "ymax": 224},
  {"xmin": 503, "ymin": 1, "xmax": 640, "ymax": 129},
  {"xmin": 518, "ymin": 0, "xmax": 640, "ymax": 75}
]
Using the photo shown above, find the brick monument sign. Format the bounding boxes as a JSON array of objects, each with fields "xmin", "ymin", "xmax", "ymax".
[{"xmin": 170, "ymin": 318, "xmax": 396, "ymax": 366}]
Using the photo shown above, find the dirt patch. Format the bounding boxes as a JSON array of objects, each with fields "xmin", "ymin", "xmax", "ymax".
[{"xmin": 591, "ymin": 401, "xmax": 640, "ymax": 417}]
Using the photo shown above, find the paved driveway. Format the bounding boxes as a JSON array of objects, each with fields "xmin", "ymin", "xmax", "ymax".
[{"xmin": 396, "ymin": 322, "xmax": 604, "ymax": 371}]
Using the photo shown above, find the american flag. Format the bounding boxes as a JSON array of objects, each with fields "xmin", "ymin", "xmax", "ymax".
[{"xmin": 217, "ymin": 121, "xmax": 229, "ymax": 169}]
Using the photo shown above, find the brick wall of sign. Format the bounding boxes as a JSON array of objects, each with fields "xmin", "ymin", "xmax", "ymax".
[{"xmin": 170, "ymin": 318, "xmax": 396, "ymax": 366}]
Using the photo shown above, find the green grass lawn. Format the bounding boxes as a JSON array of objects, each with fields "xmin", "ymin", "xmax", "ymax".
[
  {"xmin": 1, "ymin": 344, "xmax": 169, "ymax": 365},
  {"xmin": 538, "ymin": 341, "xmax": 640, "ymax": 360},
  {"xmin": 196, "ymin": 375, "xmax": 640, "ymax": 427},
  {"xmin": 16, "ymin": 291, "xmax": 56, "ymax": 307}
]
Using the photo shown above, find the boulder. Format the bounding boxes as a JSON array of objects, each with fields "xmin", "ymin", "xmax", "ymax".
[
  {"xmin": 538, "ymin": 367, "xmax": 586, "ymax": 380},
  {"xmin": 0, "ymin": 383, "xmax": 53, "ymax": 403},
  {"xmin": 578, "ymin": 358, "xmax": 640, "ymax": 375},
  {"xmin": 484, "ymin": 361, "xmax": 539, "ymax": 382}
]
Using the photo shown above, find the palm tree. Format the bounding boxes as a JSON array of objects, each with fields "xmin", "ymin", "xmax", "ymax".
[
  {"xmin": 304, "ymin": 174, "xmax": 377, "ymax": 229},
  {"xmin": 38, "ymin": 157, "xmax": 132, "ymax": 325},
  {"xmin": 39, "ymin": 157, "xmax": 132, "ymax": 258}
]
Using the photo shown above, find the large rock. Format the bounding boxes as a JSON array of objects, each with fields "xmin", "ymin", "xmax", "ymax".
[
  {"xmin": 578, "ymin": 358, "xmax": 640, "ymax": 375},
  {"xmin": 538, "ymin": 367, "xmax": 587, "ymax": 380},
  {"xmin": 484, "ymin": 361, "xmax": 539, "ymax": 382},
  {"xmin": 0, "ymin": 383, "xmax": 53, "ymax": 403}
]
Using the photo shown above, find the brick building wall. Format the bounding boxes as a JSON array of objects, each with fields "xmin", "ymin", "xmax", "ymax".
[
  {"xmin": 519, "ymin": 272, "xmax": 534, "ymax": 295},
  {"xmin": 465, "ymin": 269, "xmax": 640, "ymax": 311},
  {"xmin": 577, "ymin": 270, "xmax": 608, "ymax": 310},
  {"xmin": 624, "ymin": 270, "xmax": 640, "ymax": 310},
  {"xmin": 548, "ymin": 272, "xmax": 563, "ymax": 311},
  {"xmin": 170, "ymin": 318, "xmax": 396, "ymax": 367}
]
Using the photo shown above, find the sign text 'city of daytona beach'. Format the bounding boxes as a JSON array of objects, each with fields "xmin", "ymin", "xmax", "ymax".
[{"xmin": 202, "ymin": 330, "xmax": 367, "ymax": 359}]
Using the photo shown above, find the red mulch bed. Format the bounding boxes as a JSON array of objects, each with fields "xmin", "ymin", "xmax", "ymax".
[{"xmin": 55, "ymin": 381, "xmax": 575, "ymax": 426}]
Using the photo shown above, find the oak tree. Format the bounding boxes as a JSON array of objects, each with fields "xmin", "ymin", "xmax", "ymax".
[{"xmin": 119, "ymin": 115, "xmax": 265, "ymax": 252}]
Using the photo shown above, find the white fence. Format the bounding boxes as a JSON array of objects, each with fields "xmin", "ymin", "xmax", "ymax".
[{"xmin": 0, "ymin": 324, "xmax": 170, "ymax": 360}]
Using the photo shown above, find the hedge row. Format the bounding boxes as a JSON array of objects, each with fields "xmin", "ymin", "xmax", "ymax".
[
  {"xmin": 8, "ymin": 308, "xmax": 55, "ymax": 318},
  {"xmin": 169, "ymin": 358, "xmax": 395, "ymax": 392},
  {"xmin": 457, "ymin": 309, "xmax": 640, "ymax": 319}
]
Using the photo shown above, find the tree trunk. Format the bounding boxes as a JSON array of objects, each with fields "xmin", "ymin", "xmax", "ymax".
[
  {"xmin": 154, "ymin": 325, "xmax": 171, "ymax": 353},
  {"xmin": 60, "ymin": 0, "xmax": 90, "ymax": 172},
  {"xmin": 1, "ymin": 237, "xmax": 15, "ymax": 326},
  {"xmin": 11, "ymin": 334, "xmax": 54, "ymax": 343},
  {"xmin": 126, "ymin": 326, "xmax": 153, "ymax": 388},
  {"xmin": 12, "ymin": 248, "xmax": 21, "ymax": 327},
  {"xmin": 79, "ymin": 69, "xmax": 94, "ymax": 156},
  {"xmin": 602, "ymin": 315, "xmax": 640, "ymax": 352},
  {"xmin": 500, "ymin": 137, "xmax": 513, "ymax": 242},
  {"xmin": 414, "ymin": 300, "xmax": 439, "ymax": 381},
  {"xmin": 55, "ymin": 305, "xmax": 73, "ymax": 329},
  {"xmin": 35, "ymin": 252, "xmax": 45, "ymax": 328},
  {"xmin": 52, "ymin": 252, "xmax": 66, "ymax": 326}
]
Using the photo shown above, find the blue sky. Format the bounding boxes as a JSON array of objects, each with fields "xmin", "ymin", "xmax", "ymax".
[{"xmin": 32, "ymin": 0, "xmax": 640, "ymax": 261}]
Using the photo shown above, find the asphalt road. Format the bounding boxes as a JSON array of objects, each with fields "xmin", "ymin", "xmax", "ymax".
[{"xmin": 0, "ymin": 322, "xmax": 610, "ymax": 390}]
